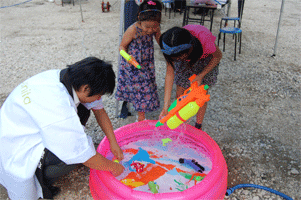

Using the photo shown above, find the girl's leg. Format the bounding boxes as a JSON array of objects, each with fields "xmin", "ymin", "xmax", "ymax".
[
  {"xmin": 176, "ymin": 85, "xmax": 191, "ymax": 125},
  {"xmin": 119, "ymin": 101, "xmax": 132, "ymax": 119},
  {"xmin": 137, "ymin": 111, "xmax": 146, "ymax": 121},
  {"xmin": 196, "ymin": 102, "xmax": 207, "ymax": 124},
  {"xmin": 177, "ymin": 85, "xmax": 207, "ymax": 130},
  {"xmin": 176, "ymin": 85, "xmax": 186, "ymax": 98}
]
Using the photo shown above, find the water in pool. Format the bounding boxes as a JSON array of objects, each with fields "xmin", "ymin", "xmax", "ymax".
[{"xmin": 106, "ymin": 131, "xmax": 212, "ymax": 194}]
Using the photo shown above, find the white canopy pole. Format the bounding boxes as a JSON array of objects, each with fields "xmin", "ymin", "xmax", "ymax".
[
  {"xmin": 118, "ymin": 0, "xmax": 125, "ymax": 46},
  {"xmin": 115, "ymin": 0, "xmax": 125, "ymax": 117},
  {"xmin": 272, "ymin": 0, "xmax": 285, "ymax": 57}
]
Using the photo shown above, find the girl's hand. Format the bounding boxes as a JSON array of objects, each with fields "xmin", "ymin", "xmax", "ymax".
[
  {"xmin": 191, "ymin": 74, "xmax": 204, "ymax": 86},
  {"xmin": 111, "ymin": 162, "xmax": 125, "ymax": 177},
  {"xmin": 159, "ymin": 108, "xmax": 168, "ymax": 120},
  {"xmin": 110, "ymin": 142, "xmax": 124, "ymax": 161}
]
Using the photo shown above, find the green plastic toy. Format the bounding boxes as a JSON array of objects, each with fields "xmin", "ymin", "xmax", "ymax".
[
  {"xmin": 148, "ymin": 181, "xmax": 159, "ymax": 193},
  {"xmin": 162, "ymin": 138, "xmax": 172, "ymax": 146}
]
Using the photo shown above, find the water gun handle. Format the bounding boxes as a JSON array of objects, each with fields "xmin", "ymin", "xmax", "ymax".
[
  {"xmin": 120, "ymin": 50, "xmax": 141, "ymax": 69},
  {"xmin": 188, "ymin": 74, "xmax": 209, "ymax": 90},
  {"xmin": 189, "ymin": 74, "xmax": 197, "ymax": 82}
]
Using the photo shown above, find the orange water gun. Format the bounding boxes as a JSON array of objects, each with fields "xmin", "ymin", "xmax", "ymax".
[
  {"xmin": 120, "ymin": 50, "xmax": 141, "ymax": 69},
  {"xmin": 155, "ymin": 74, "xmax": 210, "ymax": 129}
]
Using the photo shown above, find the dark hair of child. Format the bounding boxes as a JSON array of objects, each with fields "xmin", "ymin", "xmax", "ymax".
[
  {"xmin": 137, "ymin": 0, "xmax": 162, "ymax": 23},
  {"xmin": 66, "ymin": 57, "xmax": 115, "ymax": 96},
  {"xmin": 159, "ymin": 27, "xmax": 203, "ymax": 70}
]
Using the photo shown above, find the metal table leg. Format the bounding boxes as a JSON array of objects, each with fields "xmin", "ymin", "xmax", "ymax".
[
  {"xmin": 182, "ymin": 6, "xmax": 188, "ymax": 26},
  {"xmin": 209, "ymin": 9, "xmax": 215, "ymax": 32}
]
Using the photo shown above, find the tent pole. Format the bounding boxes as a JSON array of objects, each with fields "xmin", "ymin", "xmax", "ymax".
[
  {"xmin": 79, "ymin": 0, "xmax": 84, "ymax": 22},
  {"xmin": 272, "ymin": 0, "xmax": 285, "ymax": 57},
  {"xmin": 115, "ymin": 0, "xmax": 125, "ymax": 117}
]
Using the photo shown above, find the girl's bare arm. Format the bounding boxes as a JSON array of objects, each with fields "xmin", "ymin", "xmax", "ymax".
[
  {"xmin": 119, "ymin": 23, "xmax": 136, "ymax": 52},
  {"xmin": 163, "ymin": 62, "xmax": 175, "ymax": 111},
  {"xmin": 194, "ymin": 44, "xmax": 222, "ymax": 85},
  {"xmin": 154, "ymin": 27, "xmax": 161, "ymax": 45}
]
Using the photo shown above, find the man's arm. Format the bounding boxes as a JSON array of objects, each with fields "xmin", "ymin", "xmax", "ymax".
[
  {"xmin": 92, "ymin": 108, "xmax": 124, "ymax": 160},
  {"xmin": 83, "ymin": 152, "xmax": 124, "ymax": 176}
]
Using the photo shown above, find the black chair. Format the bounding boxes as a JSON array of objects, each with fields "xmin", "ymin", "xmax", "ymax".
[
  {"xmin": 217, "ymin": 17, "xmax": 242, "ymax": 60},
  {"xmin": 62, "ymin": 0, "xmax": 74, "ymax": 6},
  {"xmin": 162, "ymin": 0, "xmax": 175, "ymax": 19},
  {"xmin": 174, "ymin": 0, "xmax": 186, "ymax": 13}
]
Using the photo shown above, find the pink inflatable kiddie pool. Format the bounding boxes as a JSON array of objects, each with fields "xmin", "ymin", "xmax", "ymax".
[{"xmin": 89, "ymin": 120, "xmax": 228, "ymax": 200}]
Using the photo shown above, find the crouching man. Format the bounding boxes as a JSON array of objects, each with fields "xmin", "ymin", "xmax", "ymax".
[{"xmin": 0, "ymin": 57, "xmax": 124, "ymax": 199}]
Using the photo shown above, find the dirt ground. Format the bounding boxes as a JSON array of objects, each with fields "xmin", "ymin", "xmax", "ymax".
[{"xmin": 0, "ymin": 0, "xmax": 300, "ymax": 199}]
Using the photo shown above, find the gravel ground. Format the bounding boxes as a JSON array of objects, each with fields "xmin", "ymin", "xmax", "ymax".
[{"xmin": 0, "ymin": 0, "xmax": 300, "ymax": 199}]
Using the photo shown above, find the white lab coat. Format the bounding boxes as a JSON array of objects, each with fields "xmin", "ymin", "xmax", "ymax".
[{"xmin": 0, "ymin": 70, "xmax": 97, "ymax": 200}]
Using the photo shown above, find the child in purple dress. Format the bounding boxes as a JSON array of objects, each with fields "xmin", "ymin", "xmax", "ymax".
[{"xmin": 116, "ymin": 0, "xmax": 162, "ymax": 121}]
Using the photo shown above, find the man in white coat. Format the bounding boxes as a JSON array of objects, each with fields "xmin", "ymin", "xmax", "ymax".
[{"xmin": 0, "ymin": 57, "xmax": 124, "ymax": 199}]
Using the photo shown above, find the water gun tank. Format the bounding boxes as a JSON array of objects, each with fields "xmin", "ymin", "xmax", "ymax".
[{"xmin": 167, "ymin": 101, "xmax": 200, "ymax": 129}]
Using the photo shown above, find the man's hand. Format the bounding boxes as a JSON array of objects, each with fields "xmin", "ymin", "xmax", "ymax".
[
  {"xmin": 110, "ymin": 142, "xmax": 124, "ymax": 161},
  {"xmin": 83, "ymin": 152, "xmax": 124, "ymax": 176}
]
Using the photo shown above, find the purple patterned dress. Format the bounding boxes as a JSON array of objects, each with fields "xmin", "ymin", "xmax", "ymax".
[{"xmin": 115, "ymin": 25, "xmax": 160, "ymax": 112}]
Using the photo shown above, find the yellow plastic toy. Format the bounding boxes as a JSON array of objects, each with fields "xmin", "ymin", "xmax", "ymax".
[
  {"xmin": 162, "ymin": 138, "xmax": 172, "ymax": 146},
  {"xmin": 121, "ymin": 179, "xmax": 145, "ymax": 187},
  {"xmin": 120, "ymin": 50, "xmax": 141, "ymax": 69},
  {"xmin": 156, "ymin": 74, "xmax": 210, "ymax": 129}
]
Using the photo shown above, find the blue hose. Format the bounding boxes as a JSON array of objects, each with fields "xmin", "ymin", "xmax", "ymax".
[
  {"xmin": 1, "ymin": 0, "xmax": 33, "ymax": 9},
  {"xmin": 213, "ymin": 0, "xmax": 222, "ymax": 5},
  {"xmin": 226, "ymin": 184, "xmax": 293, "ymax": 200}
]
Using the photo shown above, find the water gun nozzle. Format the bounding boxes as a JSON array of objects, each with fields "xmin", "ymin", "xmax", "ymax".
[
  {"xmin": 155, "ymin": 121, "xmax": 164, "ymax": 127},
  {"xmin": 120, "ymin": 50, "xmax": 141, "ymax": 69}
]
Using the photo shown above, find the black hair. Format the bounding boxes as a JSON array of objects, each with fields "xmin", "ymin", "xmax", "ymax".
[
  {"xmin": 159, "ymin": 27, "xmax": 203, "ymax": 69},
  {"xmin": 66, "ymin": 57, "xmax": 115, "ymax": 96},
  {"xmin": 137, "ymin": 0, "xmax": 162, "ymax": 23}
]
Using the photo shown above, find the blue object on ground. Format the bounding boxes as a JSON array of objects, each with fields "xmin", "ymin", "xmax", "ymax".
[
  {"xmin": 226, "ymin": 184, "xmax": 293, "ymax": 200},
  {"xmin": 0, "ymin": 0, "xmax": 32, "ymax": 9}
]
